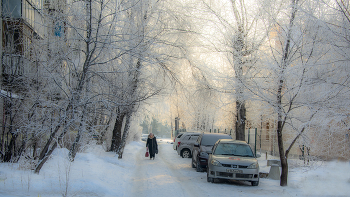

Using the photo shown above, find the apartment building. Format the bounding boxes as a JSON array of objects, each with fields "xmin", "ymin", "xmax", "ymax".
[{"xmin": 0, "ymin": 0, "xmax": 66, "ymax": 161}]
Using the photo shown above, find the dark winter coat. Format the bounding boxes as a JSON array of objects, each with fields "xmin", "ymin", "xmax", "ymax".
[{"xmin": 146, "ymin": 137, "xmax": 158, "ymax": 156}]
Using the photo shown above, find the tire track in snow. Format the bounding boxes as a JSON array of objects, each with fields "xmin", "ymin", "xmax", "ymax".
[
  {"xmin": 128, "ymin": 144, "xmax": 150, "ymax": 197},
  {"xmin": 158, "ymin": 144, "xmax": 201, "ymax": 197},
  {"xmin": 128, "ymin": 142, "xmax": 200, "ymax": 197}
]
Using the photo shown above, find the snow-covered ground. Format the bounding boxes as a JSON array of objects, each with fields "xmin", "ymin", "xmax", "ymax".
[{"xmin": 0, "ymin": 138, "xmax": 349, "ymax": 197}]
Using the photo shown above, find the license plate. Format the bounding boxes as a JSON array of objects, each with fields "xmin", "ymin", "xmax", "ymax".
[{"xmin": 226, "ymin": 169, "xmax": 242, "ymax": 173}]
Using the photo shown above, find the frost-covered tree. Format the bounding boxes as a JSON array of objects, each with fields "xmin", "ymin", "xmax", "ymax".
[
  {"xmin": 248, "ymin": 0, "xmax": 350, "ymax": 186},
  {"xmin": 107, "ymin": 0, "xmax": 183, "ymax": 157},
  {"xmin": 188, "ymin": 0, "xmax": 268, "ymax": 140},
  {"xmin": 308, "ymin": 0, "xmax": 350, "ymax": 160},
  {"xmin": 0, "ymin": 0, "xmax": 187, "ymax": 171},
  {"xmin": 34, "ymin": 0, "xmax": 133, "ymax": 172}
]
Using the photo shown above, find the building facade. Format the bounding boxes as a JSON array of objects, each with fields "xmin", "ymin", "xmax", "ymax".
[{"xmin": 0, "ymin": 0, "xmax": 66, "ymax": 161}]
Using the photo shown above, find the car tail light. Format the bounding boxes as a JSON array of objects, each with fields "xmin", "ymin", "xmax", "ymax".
[
  {"xmin": 174, "ymin": 138, "xmax": 175, "ymax": 142},
  {"xmin": 178, "ymin": 142, "xmax": 181, "ymax": 147}
]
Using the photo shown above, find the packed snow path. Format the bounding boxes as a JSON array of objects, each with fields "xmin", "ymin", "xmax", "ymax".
[{"xmin": 129, "ymin": 140, "xmax": 201, "ymax": 197}]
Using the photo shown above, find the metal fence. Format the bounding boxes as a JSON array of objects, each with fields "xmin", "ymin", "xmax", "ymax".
[
  {"xmin": 173, "ymin": 128, "xmax": 300, "ymax": 158},
  {"xmin": 205, "ymin": 128, "xmax": 281, "ymax": 157},
  {"xmin": 199, "ymin": 127, "xmax": 350, "ymax": 161},
  {"xmin": 245, "ymin": 128, "xmax": 280, "ymax": 158}
]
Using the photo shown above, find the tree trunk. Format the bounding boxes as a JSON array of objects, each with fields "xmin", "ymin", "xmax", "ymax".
[
  {"xmin": 32, "ymin": 137, "xmax": 37, "ymax": 159},
  {"xmin": 13, "ymin": 138, "xmax": 26, "ymax": 162},
  {"xmin": 68, "ymin": 117, "xmax": 84, "ymax": 161},
  {"xmin": 276, "ymin": 0, "xmax": 299, "ymax": 186},
  {"xmin": 3, "ymin": 132, "xmax": 17, "ymax": 162},
  {"xmin": 277, "ymin": 73, "xmax": 288, "ymax": 186},
  {"xmin": 38, "ymin": 123, "xmax": 61, "ymax": 161},
  {"xmin": 3, "ymin": 103, "xmax": 17, "ymax": 162},
  {"xmin": 110, "ymin": 111, "xmax": 125, "ymax": 152},
  {"xmin": 68, "ymin": 132, "xmax": 81, "ymax": 161},
  {"xmin": 34, "ymin": 141, "xmax": 58, "ymax": 173},
  {"xmin": 68, "ymin": 128, "xmax": 82, "ymax": 162},
  {"xmin": 68, "ymin": 106, "xmax": 88, "ymax": 161},
  {"xmin": 34, "ymin": 126, "xmax": 69, "ymax": 173},
  {"xmin": 114, "ymin": 59, "xmax": 140, "ymax": 158},
  {"xmin": 233, "ymin": 23, "xmax": 246, "ymax": 141},
  {"xmin": 235, "ymin": 100, "xmax": 246, "ymax": 141},
  {"xmin": 277, "ymin": 119, "xmax": 288, "ymax": 186},
  {"xmin": 117, "ymin": 112, "xmax": 132, "ymax": 158}
]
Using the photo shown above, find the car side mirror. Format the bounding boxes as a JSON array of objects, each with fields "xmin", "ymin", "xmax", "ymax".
[
  {"xmin": 194, "ymin": 143, "xmax": 199, "ymax": 147},
  {"xmin": 255, "ymin": 153, "xmax": 261, "ymax": 158}
]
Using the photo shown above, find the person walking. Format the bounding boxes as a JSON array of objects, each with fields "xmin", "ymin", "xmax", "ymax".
[{"xmin": 146, "ymin": 133, "xmax": 158, "ymax": 160}]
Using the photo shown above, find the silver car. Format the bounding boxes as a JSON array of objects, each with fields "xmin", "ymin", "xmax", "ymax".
[
  {"xmin": 176, "ymin": 132, "xmax": 200, "ymax": 158},
  {"xmin": 207, "ymin": 139, "xmax": 259, "ymax": 186},
  {"xmin": 173, "ymin": 132, "xmax": 185, "ymax": 150}
]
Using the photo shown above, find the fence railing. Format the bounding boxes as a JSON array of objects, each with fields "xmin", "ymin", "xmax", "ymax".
[
  {"xmin": 173, "ymin": 128, "xmax": 279, "ymax": 156},
  {"xmin": 173, "ymin": 127, "xmax": 350, "ymax": 161}
]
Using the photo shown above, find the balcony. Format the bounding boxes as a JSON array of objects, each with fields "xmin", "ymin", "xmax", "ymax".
[
  {"xmin": 1, "ymin": 53, "xmax": 29, "ymax": 89},
  {"xmin": 2, "ymin": 0, "xmax": 45, "ymax": 39}
]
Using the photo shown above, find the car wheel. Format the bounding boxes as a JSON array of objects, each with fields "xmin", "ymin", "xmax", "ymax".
[
  {"xmin": 251, "ymin": 180, "xmax": 259, "ymax": 186},
  {"xmin": 196, "ymin": 159, "xmax": 203, "ymax": 172},
  {"xmin": 181, "ymin": 149, "xmax": 191, "ymax": 158}
]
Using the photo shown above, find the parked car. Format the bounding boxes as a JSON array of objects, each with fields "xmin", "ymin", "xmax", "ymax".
[
  {"xmin": 176, "ymin": 132, "xmax": 200, "ymax": 158},
  {"xmin": 173, "ymin": 132, "xmax": 185, "ymax": 150},
  {"xmin": 207, "ymin": 139, "xmax": 259, "ymax": 186},
  {"xmin": 191, "ymin": 133, "xmax": 232, "ymax": 172},
  {"xmin": 141, "ymin": 134, "xmax": 148, "ymax": 141}
]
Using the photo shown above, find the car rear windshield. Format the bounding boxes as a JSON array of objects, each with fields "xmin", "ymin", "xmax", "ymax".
[
  {"xmin": 201, "ymin": 135, "xmax": 232, "ymax": 146},
  {"xmin": 214, "ymin": 143, "xmax": 254, "ymax": 157},
  {"xmin": 177, "ymin": 134, "xmax": 183, "ymax": 138},
  {"xmin": 182, "ymin": 134, "xmax": 199, "ymax": 141}
]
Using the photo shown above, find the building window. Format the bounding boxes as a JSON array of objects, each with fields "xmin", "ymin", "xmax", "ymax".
[{"xmin": 2, "ymin": 0, "xmax": 22, "ymax": 18}]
